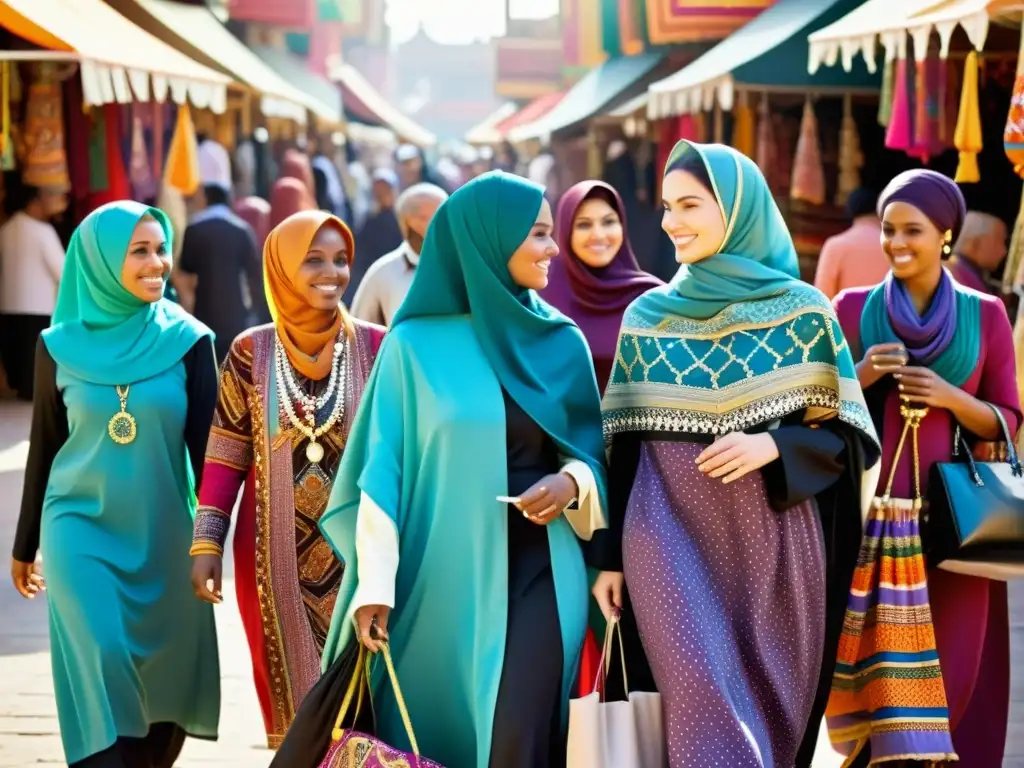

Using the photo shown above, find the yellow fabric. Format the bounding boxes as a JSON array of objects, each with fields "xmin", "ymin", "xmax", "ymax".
[
  {"xmin": 164, "ymin": 104, "xmax": 200, "ymax": 196},
  {"xmin": 579, "ymin": 0, "xmax": 606, "ymax": 69},
  {"xmin": 732, "ymin": 95, "xmax": 755, "ymax": 158},
  {"xmin": 953, "ymin": 50, "xmax": 982, "ymax": 183}
]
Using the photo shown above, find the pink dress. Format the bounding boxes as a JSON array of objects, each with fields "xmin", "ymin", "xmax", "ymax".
[{"xmin": 834, "ymin": 288, "xmax": 1021, "ymax": 766}]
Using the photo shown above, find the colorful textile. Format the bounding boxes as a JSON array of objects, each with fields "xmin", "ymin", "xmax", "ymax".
[
  {"xmin": 21, "ymin": 68, "xmax": 70, "ymax": 192},
  {"xmin": 885, "ymin": 55, "xmax": 914, "ymax": 152},
  {"xmin": 645, "ymin": 0, "xmax": 772, "ymax": 46},
  {"xmin": 43, "ymin": 201, "xmax": 210, "ymax": 387},
  {"xmin": 194, "ymin": 322, "xmax": 383, "ymax": 748},
  {"xmin": 953, "ymin": 51, "xmax": 982, "ymax": 183},
  {"xmin": 791, "ymin": 99, "xmax": 826, "ymax": 205},
  {"xmin": 604, "ymin": 141, "xmax": 877, "ymax": 445},
  {"xmin": 1005, "ymin": 34, "xmax": 1024, "ymax": 178},
  {"xmin": 165, "ymin": 104, "xmax": 200, "ymax": 196},
  {"xmin": 263, "ymin": 211, "xmax": 352, "ymax": 380}
]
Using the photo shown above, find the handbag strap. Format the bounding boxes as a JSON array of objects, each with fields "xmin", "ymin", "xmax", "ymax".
[
  {"xmin": 378, "ymin": 642, "xmax": 422, "ymax": 756},
  {"xmin": 950, "ymin": 402, "xmax": 1023, "ymax": 480},
  {"xmin": 881, "ymin": 401, "xmax": 930, "ymax": 506},
  {"xmin": 331, "ymin": 643, "xmax": 370, "ymax": 742},
  {"xmin": 591, "ymin": 614, "xmax": 629, "ymax": 701}
]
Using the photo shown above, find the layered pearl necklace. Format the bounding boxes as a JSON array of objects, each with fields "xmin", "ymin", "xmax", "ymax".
[{"xmin": 275, "ymin": 331, "xmax": 348, "ymax": 464}]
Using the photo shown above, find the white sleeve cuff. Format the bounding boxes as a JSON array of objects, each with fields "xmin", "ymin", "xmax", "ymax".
[
  {"xmin": 350, "ymin": 492, "xmax": 399, "ymax": 611},
  {"xmin": 559, "ymin": 458, "xmax": 607, "ymax": 541}
]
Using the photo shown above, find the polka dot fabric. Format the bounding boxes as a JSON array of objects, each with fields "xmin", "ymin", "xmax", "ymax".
[{"xmin": 622, "ymin": 440, "xmax": 826, "ymax": 767}]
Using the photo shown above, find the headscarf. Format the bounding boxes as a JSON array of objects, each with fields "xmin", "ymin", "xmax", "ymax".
[
  {"xmin": 280, "ymin": 148, "xmax": 315, "ymax": 197},
  {"xmin": 269, "ymin": 177, "xmax": 315, "ymax": 229},
  {"xmin": 42, "ymin": 200, "xmax": 211, "ymax": 385},
  {"xmin": 392, "ymin": 170, "xmax": 607, "ymax": 493},
  {"xmin": 542, "ymin": 181, "xmax": 662, "ymax": 364},
  {"xmin": 234, "ymin": 195, "xmax": 271, "ymax": 247},
  {"xmin": 861, "ymin": 169, "xmax": 980, "ymax": 386},
  {"xmin": 640, "ymin": 140, "xmax": 804, "ymax": 323},
  {"xmin": 263, "ymin": 210, "xmax": 352, "ymax": 381},
  {"xmin": 198, "ymin": 139, "xmax": 231, "ymax": 192}
]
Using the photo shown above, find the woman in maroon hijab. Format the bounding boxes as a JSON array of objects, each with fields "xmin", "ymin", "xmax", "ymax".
[{"xmin": 542, "ymin": 181, "xmax": 663, "ymax": 392}]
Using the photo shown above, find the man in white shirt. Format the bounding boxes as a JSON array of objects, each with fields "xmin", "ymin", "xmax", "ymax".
[
  {"xmin": 0, "ymin": 185, "xmax": 66, "ymax": 400},
  {"xmin": 351, "ymin": 183, "xmax": 447, "ymax": 326}
]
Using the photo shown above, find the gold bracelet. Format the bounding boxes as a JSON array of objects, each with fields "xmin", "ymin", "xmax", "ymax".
[{"xmin": 189, "ymin": 542, "xmax": 224, "ymax": 557}]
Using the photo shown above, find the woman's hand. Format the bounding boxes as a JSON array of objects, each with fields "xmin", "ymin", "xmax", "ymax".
[
  {"xmin": 696, "ymin": 432, "xmax": 780, "ymax": 484},
  {"xmin": 592, "ymin": 571, "xmax": 624, "ymax": 620},
  {"xmin": 354, "ymin": 604, "xmax": 391, "ymax": 653},
  {"xmin": 893, "ymin": 366, "xmax": 958, "ymax": 409},
  {"xmin": 191, "ymin": 554, "xmax": 223, "ymax": 604},
  {"xmin": 515, "ymin": 472, "xmax": 578, "ymax": 526},
  {"xmin": 856, "ymin": 342, "xmax": 908, "ymax": 389},
  {"xmin": 11, "ymin": 557, "xmax": 44, "ymax": 599}
]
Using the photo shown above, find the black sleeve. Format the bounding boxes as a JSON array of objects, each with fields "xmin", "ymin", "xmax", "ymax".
[
  {"xmin": 178, "ymin": 225, "xmax": 198, "ymax": 274},
  {"xmin": 760, "ymin": 422, "xmax": 849, "ymax": 512},
  {"xmin": 13, "ymin": 338, "xmax": 68, "ymax": 562},
  {"xmin": 586, "ymin": 432, "xmax": 641, "ymax": 572},
  {"xmin": 183, "ymin": 335, "xmax": 218, "ymax": 489},
  {"xmin": 313, "ymin": 167, "xmax": 331, "ymax": 212},
  {"xmin": 241, "ymin": 228, "xmax": 271, "ymax": 324}
]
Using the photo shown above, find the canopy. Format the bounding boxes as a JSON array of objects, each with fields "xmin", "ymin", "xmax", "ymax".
[
  {"xmin": 465, "ymin": 102, "xmax": 519, "ymax": 145},
  {"xmin": 508, "ymin": 52, "xmax": 663, "ymax": 142},
  {"xmin": 495, "ymin": 91, "xmax": 566, "ymax": 134},
  {"xmin": 328, "ymin": 59, "xmax": 436, "ymax": 147},
  {"xmin": 806, "ymin": 0, "xmax": 1016, "ymax": 73},
  {"xmin": 648, "ymin": 0, "xmax": 879, "ymax": 119},
  {"xmin": 0, "ymin": 0, "xmax": 229, "ymax": 111},
  {"xmin": 104, "ymin": 0, "xmax": 331, "ymax": 124},
  {"xmin": 249, "ymin": 44, "xmax": 344, "ymax": 126}
]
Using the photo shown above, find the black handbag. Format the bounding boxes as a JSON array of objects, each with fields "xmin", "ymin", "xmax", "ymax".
[{"xmin": 925, "ymin": 403, "xmax": 1024, "ymax": 579}]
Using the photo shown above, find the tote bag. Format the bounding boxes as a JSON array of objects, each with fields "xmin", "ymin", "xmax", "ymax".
[{"xmin": 566, "ymin": 614, "xmax": 665, "ymax": 768}]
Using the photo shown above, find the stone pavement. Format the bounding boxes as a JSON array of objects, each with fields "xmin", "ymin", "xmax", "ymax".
[{"xmin": 0, "ymin": 398, "xmax": 1021, "ymax": 767}]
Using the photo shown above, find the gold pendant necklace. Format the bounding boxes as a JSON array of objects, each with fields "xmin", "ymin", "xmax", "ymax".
[{"xmin": 107, "ymin": 385, "xmax": 138, "ymax": 445}]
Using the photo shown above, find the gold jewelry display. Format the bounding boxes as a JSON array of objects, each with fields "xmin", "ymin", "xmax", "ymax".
[{"xmin": 107, "ymin": 385, "xmax": 137, "ymax": 445}]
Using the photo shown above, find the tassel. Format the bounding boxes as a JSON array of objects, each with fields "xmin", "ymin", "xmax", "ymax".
[
  {"xmin": 732, "ymin": 92, "xmax": 755, "ymax": 158},
  {"xmin": 836, "ymin": 94, "xmax": 862, "ymax": 207},
  {"xmin": 791, "ymin": 98, "xmax": 826, "ymax": 205},
  {"xmin": 953, "ymin": 50, "xmax": 982, "ymax": 183}
]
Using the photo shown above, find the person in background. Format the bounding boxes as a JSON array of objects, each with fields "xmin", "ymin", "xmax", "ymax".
[
  {"xmin": 235, "ymin": 196, "xmax": 271, "ymax": 250},
  {"xmin": 12, "ymin": 201, "xmax": 220, "ymax": 767},
  {"xmin": 813, "ymin": 188, "xmax": 889, "ymax": 299},
  {"xmin": 950, "ymin": 210, "xmax": 1008, "ymax": 296},
  {"xmin": 270, "ymin": 177, "xmax": 316, "ymax": 230},
  {"xmin": 346, "ymin": 168, "xmax": 403, "ymax": 304},
  {"xmin": 172, "ymin": 140, "xmax": 268, "ymax": 363},
  {"xmin": 351, "ymin": 182, "xmax": 448, "ymax": 326},
  {"xmin": 0, "ymin": 184, "xmax": 65, "ymax": 400},
  {"xmin": 341, "ymin": 141, "xmax": 372, "ymax": 234},
  {"xmin": 395, "ymin": 143, "xmax": 448, "ymax": 191},
  {"xmin": 308, "ymin": 133, "xmax": 350, "ymax": 222}
]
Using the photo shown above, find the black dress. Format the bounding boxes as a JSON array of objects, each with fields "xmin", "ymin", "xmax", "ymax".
[{"xmin": 15, "ymin": 336, "xmax": 218, "ymax": 768}]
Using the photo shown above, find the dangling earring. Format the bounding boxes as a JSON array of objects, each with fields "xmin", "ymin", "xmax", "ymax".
[{"xmin": 942, "ymin": 229, "xmax": 952, "ymax": 256}]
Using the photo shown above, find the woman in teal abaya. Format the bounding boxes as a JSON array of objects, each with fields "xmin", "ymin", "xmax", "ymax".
[
  {"xmin": 11, "ymin": 201, "xmax": 220, "ymax": 767},
  {"xmin": 300, "ymin": 170, "xmax": 607, "ymax": 768}
]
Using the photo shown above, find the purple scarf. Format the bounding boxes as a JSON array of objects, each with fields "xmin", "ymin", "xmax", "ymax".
[
  {"xmin": 541, "ymin": 181, "xmax": 663, "ymax": 368},
  {"xmin": 884, "ymin": 268, "xmax": 957, "ymax": 365}
]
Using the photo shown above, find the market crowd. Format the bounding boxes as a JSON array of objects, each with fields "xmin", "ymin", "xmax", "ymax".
[{"xmin": 2, "ymin": 130, "xmax": 1020, "ymax": 768}]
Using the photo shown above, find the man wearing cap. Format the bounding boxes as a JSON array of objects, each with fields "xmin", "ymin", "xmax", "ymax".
[{"xmin": 172, "ymin": 139, "xmax": 269, "ymax": 362}]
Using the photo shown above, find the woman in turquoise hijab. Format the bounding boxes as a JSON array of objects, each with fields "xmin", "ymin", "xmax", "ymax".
[
  {"xmin": 11, "ymin": 201, "xmax": 220, "ymax": 767},
  {"xmin": 590, "ymin": 141, "xmax": 881, "ymax": 767},
  {"xmin": 283, "ymin": 170, "xmax": 607, "ymax": 768}
]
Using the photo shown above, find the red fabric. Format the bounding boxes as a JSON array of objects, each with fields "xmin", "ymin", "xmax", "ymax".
[
  {"xmin": 576, "ymin": 627, "xmax": 602, "ymax": 697},
  {"xmin": 86, "ymin": 103, "xmax": 131, "ymax": 211}
]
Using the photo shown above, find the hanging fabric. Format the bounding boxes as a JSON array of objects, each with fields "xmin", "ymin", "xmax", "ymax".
[
  {"xmin": 790, "ymin": 98, "xmax": 826, "ymax": 205},
  {"xmin": 731, "ymin": 92, "xmax": 755, "ymax": 158},
  {"xmin": 1003, "ymin": 30, "xmax": 1024, "ymax": 178},
  {"xmin": 129, "ymin": 111, "xmax": 157, "ymax": 202},
  {"xmin": 953, "ymin": 50, "xmax": 982, "ymax": 183},
  {"xmin": 835, "ymin": 94, "xmax": 862, "ymax": 207},
  {"xmin": 910, "ymin": 55, "xmax": 947, "ymax": 163},
  {"xmin": 885, "ymin": 47, "xmax": 915, "ymax": 152},
  {"xmin": 755, "ymin": 94, "xmax": 775, "ymax": 190},
  {"xmin": 87, "ymin": 107, "xmax": 109, "ymax": 193},
  {"xmin": 878, "ymin": 50, "xmax": 896, "ymax": 127},
  {"xmin": 165, "ymin": 104, "xmax": 200, "ymax": 196}
]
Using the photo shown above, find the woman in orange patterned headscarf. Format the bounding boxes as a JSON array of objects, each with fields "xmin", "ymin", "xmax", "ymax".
[{"xmin": 189, "ymin": 210, "xmax": 385, "ymax": 749}]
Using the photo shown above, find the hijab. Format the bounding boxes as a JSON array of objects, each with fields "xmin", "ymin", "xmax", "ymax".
[
  {"xmin": 235, "ymin": 195, "xmax": 271, "ymax": 247},
  {"xmin": 543, "ymin": 181, "xmax": 662, "ymax": 365},
  {"xmin": 280, "ymin": 148, "xmax": 315, "ymax": 197},
  {"xmin": 263, "ymin": 210, "xmax": 352, "ymax": 381},
  {"xmin": 269, "ymin": 177, "xmax": 315, "ymax": 229},
  {"xmin": 392, "ymin": 170, "xmax": 606, "ymax": 492},
  {"xmin": 860, "ymin": 168, "xmax": 980, "ymax": 386},
  {"xmin": 43, "ymin": 200, "xmax": 210, "ymax": 385},
  {"xmin": 636, "ymin": 140, "xmax": 804, "ymax": 325}
]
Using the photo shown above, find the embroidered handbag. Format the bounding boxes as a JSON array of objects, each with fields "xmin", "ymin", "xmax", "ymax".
[
  {"xmin": 925, "ymin": 402, "xmax": 1024, "ymax": 580},
  {"xmin": 319, "ymin": 641, "xmax": 444, "ymax": 768},
  {"xmin": 826, "ymin": 403, "xmax": 957, "ymax": 765}
]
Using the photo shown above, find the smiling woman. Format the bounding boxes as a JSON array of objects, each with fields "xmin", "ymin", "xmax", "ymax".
[
  {"xmin": 189, "ymin": 210, "xmax": 386, "ymax": 749},
  {"xmin": 121, "ymin": 215, "xmax": 171, "ymax": 303}
]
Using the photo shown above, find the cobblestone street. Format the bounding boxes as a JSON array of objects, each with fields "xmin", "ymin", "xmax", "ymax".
[{"xmin": 0, "ymin": 399, "xmax": 1021, "ymax": 766}]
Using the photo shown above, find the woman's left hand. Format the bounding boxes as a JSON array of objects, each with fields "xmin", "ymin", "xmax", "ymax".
[
  {"xmin": 696, "ymin": 432, "xmax": 779, "ymax": 484},
  {"xmin": 893, "ymin": 366, "xmax": 958, "ymax": 409},
  {"xmin": 516, "ymin": 472, "xmax": 579, "ymax": 525}
]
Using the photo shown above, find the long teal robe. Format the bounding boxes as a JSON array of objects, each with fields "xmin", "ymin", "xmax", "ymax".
[
  {"xmin": 43, "ymin": 358, "xmax": 220, "ymax": 763},
  {"xmin": 320, "ymin": 316, "xmax": 590, "ymax": 767}
]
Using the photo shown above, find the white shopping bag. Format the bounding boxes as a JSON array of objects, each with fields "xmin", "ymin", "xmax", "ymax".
[{"xmin": 566, "ymin": 615, "xmax": 666, "ymax": 768}]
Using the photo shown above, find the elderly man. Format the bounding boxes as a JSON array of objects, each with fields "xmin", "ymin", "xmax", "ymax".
[
  {"xmin": 951, "ymin": 210, "xmax": 1008, "ymax": 295},
  {"xmin": 351, "ymin": 182, "xmax": 448, "ymax": 326}
]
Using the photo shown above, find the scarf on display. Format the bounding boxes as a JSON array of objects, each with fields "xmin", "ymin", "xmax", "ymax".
[{"xmin": 602, "ymin": 140, "xmax": 879, "ymax": 446}]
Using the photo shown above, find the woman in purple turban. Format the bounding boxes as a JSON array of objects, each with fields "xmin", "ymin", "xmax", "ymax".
[
  {"xmin": 541, "ymin": 181, "xmax": 663, "ymax": 392},
  {"xmin": 832, "ymin": 168, "xmax": 1021, "ymax": 767}
]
